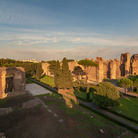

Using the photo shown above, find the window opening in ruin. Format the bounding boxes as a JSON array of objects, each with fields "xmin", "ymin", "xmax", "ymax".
[{"xmin": 5, "ymin": 74, "xmax": 14, "ymax": 93}]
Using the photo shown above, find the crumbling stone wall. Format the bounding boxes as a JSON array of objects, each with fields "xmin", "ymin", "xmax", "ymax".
[
  {"xmin": 42, "ymin": 62, "xmax": 50, "ymax": 75},
  {"xmin": 42, "ymin": 52, "xmax": 138, "ymax": 82},
  {"xmin": 5, "ymin": 76, "xmax": 13, "ymax": 93},
  {"xmin": 0, "ymin": 67, "xmax": 26, "ymax": 99},
  {"xmin": 120, "ymin": 52, "xmax": 130, "ymax": 77},
  {"xmin": 114, "ymin": 59, "xmax": 121, "ymax": 78},
  {"xmin": 110, "ymin": 60, "xmax": 116, "ymax": 79},
  {"xmin": 131, "ymin": 54, "xmax": 138, "ymax": 75}
]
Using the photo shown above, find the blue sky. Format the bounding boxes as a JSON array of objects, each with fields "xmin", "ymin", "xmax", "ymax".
[{"xmin": 0, "ymin": 0, "xmax": 138, "ymax": 61}]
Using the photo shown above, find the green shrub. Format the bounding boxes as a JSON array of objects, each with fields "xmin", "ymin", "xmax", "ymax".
[
  {"xmin": 89, "ymin": 87, "xmax": 95, "ymax": 93},
  {"xmin": 93, "ymin": 94, "xmax": 119, "ymax": 108},
  {"xmin": 93, "ymin": 82, "xmax": 120, "ymax": 108},
  {"xmin": 79, "ymin": 86, "xmax": 86, "ymax": 92},
  {"xmin": 134, "ymin": 87, "xmax": 138, "ymax": 93}
]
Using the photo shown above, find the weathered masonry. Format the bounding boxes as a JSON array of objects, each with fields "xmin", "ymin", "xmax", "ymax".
[
  {"xmin": 42, "ymin": 53, "xmax": 138, "ymax": 82},
  {"xmin": 0, "ymin": 67, "xmax": 26, "ymax": 99}
]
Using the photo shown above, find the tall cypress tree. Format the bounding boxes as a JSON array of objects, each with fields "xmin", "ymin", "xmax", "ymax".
[
  {"xmin": 62, "ymin": 57, "xmax": 73, "ymax": 89},
  {"xmin": 54, "ymin": 58, "xmax": 73, "ymax": 89},
  {"xmin": 54, "ymin": 60, "xmax": 62, "ymax": 88},
  {"xmin": 36, "ymin": 64, "xmax": 43, "ymax": 79}
]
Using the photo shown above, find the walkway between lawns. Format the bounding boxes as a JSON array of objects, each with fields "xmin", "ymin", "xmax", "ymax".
[{"xmin": 29, "ymin": 78, "xmax": 138, "ymax": 133}]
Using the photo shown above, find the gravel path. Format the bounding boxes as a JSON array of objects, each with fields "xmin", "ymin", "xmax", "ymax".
[{"xmin": 26, "ymin": 83, "xmax": 52, "ymax": 96}]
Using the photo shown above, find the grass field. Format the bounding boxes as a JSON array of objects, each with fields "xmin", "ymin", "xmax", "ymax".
[
  {"xmin": 26, "ymin": 79, "xmax": 34, "ymax": 84},
  {"xmin": 39, "ymin": 75, "xmax": 95, "ymax": 88},
  {"xmin": 0, "ymin": 93, "xmax": 133, "ymax": 137},
  {"xmin": 67, "ymin": 90, "xmax": 93, "ymax": 101},
  {"xmin": 111, "ymin": 96, "xmax": 138, "ymax": 121},
  {"xmin": 40, "ymin": 75, "xmax": 55, "ymax": 87},
  {"xmin": 37, "ymin": 93, "xmax": 129, "ymax": 137}
]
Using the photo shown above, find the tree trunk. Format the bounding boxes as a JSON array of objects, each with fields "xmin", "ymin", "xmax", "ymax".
[
  {"xmin": 132, "ymin": 86, "xmax": 134, "ymax": 91},
  {"xmin": 78, "ymin": 72, "xmax": 80, "ymax": 84},
  {"xmin": 125, "ymin": 88, "xmax": 127, "ymax": 94},
  {"xmin": 86, "ymin": 73, "xmax": 88, "ymax": 84}
]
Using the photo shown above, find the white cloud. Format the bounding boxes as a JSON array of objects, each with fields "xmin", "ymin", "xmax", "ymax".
[{"xmin": 0, "ymin": 46, "xmax": 137, "ymax": 61}]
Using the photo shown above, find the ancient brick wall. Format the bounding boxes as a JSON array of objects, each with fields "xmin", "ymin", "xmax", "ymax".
[
  {"xmin": 131, "ymin": 54, "xmax": 138, "ymax": 75},
  {"xmin": 0, "ymin": 67, "xmax": 26, "ymax": 99},
  {"xmin": 5, "ymin": 76, "xmax": 13, "ymax": 93},
  {"xmin": 110, "ymin": 60, "xmax": 116, "ymax": 79},
  {"xmin": 103, "ymin": 61, "xmax": 110, "ymax": 78},
  {"xmin": 87, "ymin": 66, "xmax": 97, "ymax": 81},
  {"xmin": 114, "ymin": 59, "xmax": 121, "ymax": 78},
  {"xmin": 120, "ymin": 52, "xmax": 130, "ymax": 77},
  {"xmin": 42, "ymin": 62, "xmax": 50, "ymax": 75},
  {"xmin": 42, "ymin": 52, "xmax": 137, "ymax": 83}
]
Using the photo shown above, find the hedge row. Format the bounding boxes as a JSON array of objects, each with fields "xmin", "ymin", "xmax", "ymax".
[
  {"xmin": 79, "ymin": 102, "xmax": 138, "ymax": 134},
  {"xmin": 105, "ymin": 108, "xmax": 138, "ymax": 124}
]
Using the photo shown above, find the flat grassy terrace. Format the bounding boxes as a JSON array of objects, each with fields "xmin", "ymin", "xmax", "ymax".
[
  {"xmin": 36, "ymin": 93, "xmax": 130, "ymax": 137},
  {"xmin": 111, "ymin": 96, "xmax": 138, "ymax": 121},
  {"xmin": 40, "ymin": 75, "xmax": 55, "ymax": 87},
  {"xmin": 38, "ymin": 75, "xmax": 95, "ymax": 101},
  {"xmin": 1, "ymin": 93, "xmax": 135, "ymax": 137}
]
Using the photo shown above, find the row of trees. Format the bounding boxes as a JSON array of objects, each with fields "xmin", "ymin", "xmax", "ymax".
[{"xmin": 0, "ymin": 58, "xmax": 43, "ymax": 79}]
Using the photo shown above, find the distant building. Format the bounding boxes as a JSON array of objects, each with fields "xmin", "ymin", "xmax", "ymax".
[{"xmin": 21, "ymin": 59, "xmax": 40, "ymax": 63}]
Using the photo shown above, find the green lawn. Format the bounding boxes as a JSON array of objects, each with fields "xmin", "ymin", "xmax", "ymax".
[
  {"xmin": 40, "ymin": 75, "xmax": 55, "ymax": 87},
  {"xmin": 111, "ymin": 96, "xmax": 138, "ymax": 121},
  {"xmin": 26, "ymin": 79, "xmax": 34, "ymax": 84},
  {"xmin": 39, "ymin": 75, "xmax": 96, "ymax": 101},
  {"xmin": 67, "ymin": 90, "xmax": 93, "ymax": 101}
]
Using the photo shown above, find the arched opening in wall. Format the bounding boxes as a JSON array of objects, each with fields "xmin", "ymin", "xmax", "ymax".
[
  {"xmin": 5, "ymin": 73, "xmax": 14, "ymax": 93},
  {"xmin": 72, "ymin": 66, "xmax": 85, "ymax": 82},
  {"xmin": 134, "ymin": 72, "xmax": 136, "ymax": 75}
]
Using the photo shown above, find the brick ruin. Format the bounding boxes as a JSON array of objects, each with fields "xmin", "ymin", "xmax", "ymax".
[
  {"xmin": 131, "ymin": 54, "xmax": 138, "ymax": 75},
  {"xmin": 42, "ymin": 52, "xmax": 138, "ymax": 82},
  {"xmin": 0, "ymin": 67, "xmax": 26, "ymax": 99}
]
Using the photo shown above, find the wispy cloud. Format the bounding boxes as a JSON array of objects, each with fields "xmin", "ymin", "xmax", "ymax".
[
  {"xmin": 0, "ymin": 1, "xmax": 55, "ymax": 25},
  {"xmin": 0, "ymin": 46, "xmax": 137, "ymax": 61}
]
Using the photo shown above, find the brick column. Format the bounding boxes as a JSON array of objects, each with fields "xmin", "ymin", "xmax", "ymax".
[
  {"xmin": 97, "ymin": 61, "xmax": 103, "ymax": 82},
  {"xmin": 110, "ymin": 60, "xmax": 116, "ymax": 79}
]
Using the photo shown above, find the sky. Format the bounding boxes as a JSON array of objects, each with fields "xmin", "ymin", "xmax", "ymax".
[{"xmin": 0, "ymin": 0, "xmax": 138, "ymax": 61}]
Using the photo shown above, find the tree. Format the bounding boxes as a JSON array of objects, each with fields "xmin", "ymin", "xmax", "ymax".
[
  {"xmin": 36, "ymin": 64, "xmax": 43, "ymax": 79},
  {"xmin": 93, "ymin": 82, "xmax": 120, "ymax": 108},
  {"xmin": 78, "ymin": 60, "xmax": 98, "ymax": 84},
  {"xmin": 54, "ymin": 60, "xmax": 62, "ymax": 88},
  {"xmin": 86, "ymin": 84, "xmax": 90, "ymax": 101},
  {"xmin": 129, "ymin": 76, "xmax": 138, "ymax": 91},
  {"xmin": 47, "ymin": 60, "xmax": 57, "ymax": 75},
  {"xmin": 54, "ymin": 58, "xmax": 74, "ymax": 108},
  {"xmin": 133, "ymin": 79, "xmax": 138, "ymax": 90},
  {"xmin": 54, "ymin": 57, "xmax": 73, "ymax": 89},
  {"xmin": 73, "ymin": 66, "xmax": 84, "ymax": 83},
  {"xmin": 117, "ymin": 78, "xmax": 133, "ymax": 93},
  {"xmin": 61, "ymin": 57, "xmax": 73, "ymax": 89}
]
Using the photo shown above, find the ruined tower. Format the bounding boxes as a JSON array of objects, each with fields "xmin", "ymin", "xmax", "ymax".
[
  {"xmin": 120, "ymin": 52, "xmax": 130, "ymax": 77},
  {"xmin": 131, "ymin": 54, "xmax": 138, "ymax": 75}
]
